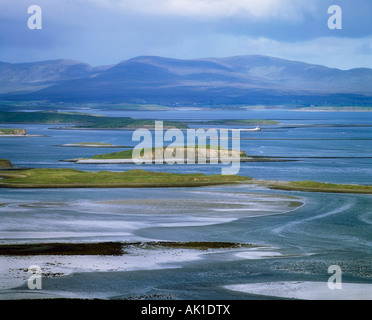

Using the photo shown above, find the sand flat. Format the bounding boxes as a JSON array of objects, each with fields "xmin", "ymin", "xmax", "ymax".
[{"xmin": 224, "ymin": 281, "xmax": 372, "ymax": 300}]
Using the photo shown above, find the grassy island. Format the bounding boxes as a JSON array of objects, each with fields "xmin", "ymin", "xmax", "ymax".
[
  {"xmin": 0, "ymin": 128, "xmax": 27, "ymax": 136},
  {"xmin": 90, "ymin": 145, "xmax": 246, "ymax": 160},
  {"xmin": 0, "ymin": 168, "xmax": 249, "ymax": 188},
  {"xmin": 59, "ymin": 142, "xmax": 132, "ymax": 148},
  {"xmin": 65, "ymin": 145, "xmax": 289, "ymax": 163}
]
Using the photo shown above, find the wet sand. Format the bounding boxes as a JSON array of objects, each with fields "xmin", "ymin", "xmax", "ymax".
[{"xmin": 224, "ymin": 281, "xmax": 372, "ymax": 300}]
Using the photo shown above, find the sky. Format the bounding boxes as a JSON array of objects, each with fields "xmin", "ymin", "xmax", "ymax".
[{"xmin": 1, "ymin": 0, "xmax": 372, "ymax": 69}]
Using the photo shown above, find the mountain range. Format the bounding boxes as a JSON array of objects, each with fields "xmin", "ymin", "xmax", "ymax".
[{"xmin": 1, "ymin": 55, "xmax": 372, "ymax": 106}]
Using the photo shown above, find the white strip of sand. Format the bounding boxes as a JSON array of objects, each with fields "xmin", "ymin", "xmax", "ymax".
[{"xmin": 224, "ymin": 281, "xmax": 372, "ymax": 300}]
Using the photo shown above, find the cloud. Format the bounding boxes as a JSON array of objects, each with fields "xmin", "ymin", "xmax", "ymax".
[
  {"xmin": 0, "ymin": 0, "xmax": 371, "ymax": 70},
  {"xmin": 87, "ymin": 0, "xmax": 318, "ymax": 20},
  {"xmin": 175, "ymin": 33, "xmax": 372, "ymax": 69}
]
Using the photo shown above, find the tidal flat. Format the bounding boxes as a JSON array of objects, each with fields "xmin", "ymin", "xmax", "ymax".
[{"xmin": 1, "ymin": 109, "xmax": 372, "ymax": 300}]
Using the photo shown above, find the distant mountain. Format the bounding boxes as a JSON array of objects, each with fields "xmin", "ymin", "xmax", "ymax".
[
  {"xmin": 1, "ymin": 55, "xmax": 372, "ymax": 106},
  {"xmin": 0, "ymin": 59, "xmax": 110, "ymax": 94}
]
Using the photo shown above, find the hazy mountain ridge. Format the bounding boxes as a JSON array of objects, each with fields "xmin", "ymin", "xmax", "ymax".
[{"xmin": 1, "ymin": 55, "xmax": 372, "ymax": 106}]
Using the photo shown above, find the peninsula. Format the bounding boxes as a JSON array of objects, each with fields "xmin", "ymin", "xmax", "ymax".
[
  {"xmin": 0, "ymin": 168, "xmax": 371, "ymax": 194},
  {"xmin": 0, "ymin": 168, "xmax": 249, "ymax": 188}
]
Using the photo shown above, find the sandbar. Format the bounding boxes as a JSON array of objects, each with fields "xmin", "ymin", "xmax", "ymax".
[{"xmin": 224, "ymin": 281, "xmax": 372, "ymax": 300}]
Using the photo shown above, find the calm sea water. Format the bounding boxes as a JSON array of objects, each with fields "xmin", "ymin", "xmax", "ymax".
[{"xmin": 0, "ymin": 109, "xmax": 372, "ymax": 299}]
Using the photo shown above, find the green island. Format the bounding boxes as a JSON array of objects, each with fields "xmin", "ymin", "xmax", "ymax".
[
  {"xmin": 0, "ymin": 241, "xmax": 256, "ymax": 256},
  {"xmin": 0, "ymin": 168, "xmax": 249, "ymax": 188},
  {"xmin": 59, "ymin": 142, "xmax": 132, "ymax": 148},
  {"xmin": 90, "ymin": 145, "xmax": 245, "ymax": 160},
  {"xmin": 64, "ymin": 145, "xmax": 290, "ymax": 163},
  {"xmin": 0, "ymin": 128, "xmax": 27, "ymax": 136},
  {"xmin": 0, "ymin": 111, "xmax": 188, "ymax": 129}
]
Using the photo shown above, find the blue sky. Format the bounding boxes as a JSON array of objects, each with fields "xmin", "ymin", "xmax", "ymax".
[{"xmin": 1, "ymin": 0, "xmax": 372, "ymax": 69}]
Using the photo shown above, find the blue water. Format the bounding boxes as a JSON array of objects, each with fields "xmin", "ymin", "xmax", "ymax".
[{"xmin": 0, "ymin": 109, "xmax": 372, "ymax": 300}]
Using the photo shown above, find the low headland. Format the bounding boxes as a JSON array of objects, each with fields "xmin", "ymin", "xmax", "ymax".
[
  {"xmin": 0, "ymin": 168, "xmax": 249, "ymax": 188},
  {"xmin": 0, "ymin": 167, "xmax": 371, "ymax": 194}
]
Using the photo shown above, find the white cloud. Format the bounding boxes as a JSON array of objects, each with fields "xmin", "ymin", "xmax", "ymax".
[
  {"xmin": 151, "ymin": 33, "xmax": 372, "ymax": 69},
  {"xmin": 87, "ymin": 0, "xmax": 318, "ymax": 20}
]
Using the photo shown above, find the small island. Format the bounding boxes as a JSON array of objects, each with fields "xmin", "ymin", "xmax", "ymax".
[
  {"xmin": 63, "ymin": 145, "xmax": 290, "ymax": 164},
  {"xmin": 58, "ymin": 142, "xmax": 132, "ymax": 148},
  {"xmin": 0, "ymin": 128, "xmax": 27, "ymax": 136}
]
